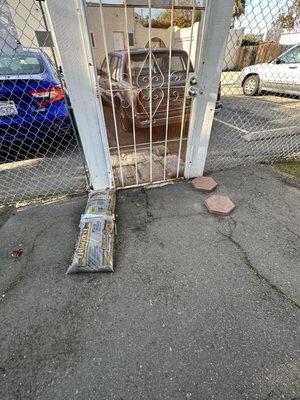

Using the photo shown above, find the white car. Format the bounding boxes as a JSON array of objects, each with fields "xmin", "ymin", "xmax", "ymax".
[{"xmin": 240, "ymin": 44, "xmax": 300, "ymax": 96}]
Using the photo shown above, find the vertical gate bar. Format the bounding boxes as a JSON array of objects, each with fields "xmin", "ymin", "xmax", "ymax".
[
  {"xmin": 176, "ymin": 0, "xmax": 196, "ymax": 178},
  {"xmin": 45, "ymin": 0, "xmax": 113, "ymax": 190},
  {"xmin": 193, "ymin": 1, "xmax": 207, "ymax": 74},
  {"xmin": 124, "ymin": 0, "xmax": 139, "ymax": 185},
  {"xmin": 184, "ymin": 0, "xmax": 234, "ymax": 178},
  {"xmin": 98, "ymin": 0, "xmax": 125, "ymax": 187},
  {"xmin": 163, "ymin": 0, "xmax": 175, "ymax": 181},
  {"xmin": 147, "ymin": 0, "xmax": 153, "ymax": 183}
]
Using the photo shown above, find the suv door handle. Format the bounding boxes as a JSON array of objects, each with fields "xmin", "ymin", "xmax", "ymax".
[{"xmin": 289, "ymin": 66, "xmax": 297, "ymax": 69}]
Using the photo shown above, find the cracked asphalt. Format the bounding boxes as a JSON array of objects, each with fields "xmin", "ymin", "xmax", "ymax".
[{"xmin": 0, "ymin": 164, "xmax": 299, "ymax": 399}]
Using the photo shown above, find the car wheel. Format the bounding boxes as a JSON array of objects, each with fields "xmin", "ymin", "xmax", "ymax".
[{"xmin": 243, "ymin": 75, "xmax": 259, "ymax": 96}]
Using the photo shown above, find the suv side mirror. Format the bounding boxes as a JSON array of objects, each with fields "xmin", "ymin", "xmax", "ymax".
[{"xmin": 275, "ymin": 58, "xmax": 282, "ymax": 64}]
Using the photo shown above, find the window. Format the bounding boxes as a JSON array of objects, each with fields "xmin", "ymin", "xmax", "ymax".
[
  {"xmin": 0, "ymin": 52, "xmax": 44, "ymax": 75},
  {"xmin": 129, "ymin": 53, "xmax": 187, "ymax": 75},
  {"xmin": 126, "ymin": 52, "xmax": 191, "ymax": 84},
  {"xmin": 44, "ymin": 53, "xmax": 56, "ymax": 70},
  {"xmin": 129, "ymin": 55, "xmax": 153, "ymax": 80},
  {"xmin": 170, "ymin": 56, "xmax": 185, "ymax": 72},
  {"xmin": 145, "ymin": 37, "xmax": 166, "ymax": 49},
  {"xmin": 35, "ymin": 31, "xmax": 53, "ymax": 47},
  {"xmin": 128, "ymin": 33, "xmax": 134, "ymax": 47},
  {"xmin": 279, "ymin": 46, "xmax": 300, "ymax": 64},
  {"xmin": 90, "ymin": 32, "xmax": 95, "ymax": 48},
  {"xmin": 100, "ymin": 57, "xmax": 109, "ymax": 77},
  {"xmin": 110, "ymin": 56, "xmax": 120, "ymax": 81},
  {"xmin": 113, "ymin": 32, "xmax": 125, "ymax": 51}
]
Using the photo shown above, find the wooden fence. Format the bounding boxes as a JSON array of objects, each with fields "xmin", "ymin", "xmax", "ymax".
[
  {"xmin": 234, "ymin": 42, "xmax": 289, "ymax": 70},
  {"xmin": 255, "ymin": 42, "xmax": 288, "ymax": 64}
]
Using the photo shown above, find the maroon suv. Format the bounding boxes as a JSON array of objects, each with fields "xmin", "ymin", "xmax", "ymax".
[{"xmin": 99, "ymin": 48, "xmax": 221, "ymax": 131}]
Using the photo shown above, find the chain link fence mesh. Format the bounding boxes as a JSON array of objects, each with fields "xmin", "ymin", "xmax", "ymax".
[
  {"xmin": 206, "ymin": 0, "xmax": 300, "ymax": 172},
  {"xmin": 0, "ymin": 0, "xmax": 88, "ymax": 206},
  {"xmin": 0, "ymin": 0, "xmax": 299, "ymax": 205}
]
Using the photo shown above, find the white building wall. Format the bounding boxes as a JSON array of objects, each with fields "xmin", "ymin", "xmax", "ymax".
[
  {"xmin": 5, "ymin": 0, "xmax": 45, "ymax": 48},
  {"xmin": 134, "ymin": 23, "xmax": 244, "ymax": 71},
  {"xmin": 223, "ymin": 27, "xmax": 244, "ymax": 70},
  {"xmin": 134, "ymin": 23, "xmax": 172, "ymax": 49},
  {"xmin": 87, "ymin": 4, "xmax": 135, "ymax": 69},
  {"xmin": 279, "ymin": 29, "xmax": 300, "ymax": 45},
  {"xmin": 1, "ymin": 0, "xmax": 58, "ymax": 60},
  {"xmin": 0, "ymin": 0, "xmax": 18, "ymax": 52},
  {"xmin": 173, "ymin": 22, "xmax": 200, "ymax": 66},
  {"xmin": 134, "ymin": 22, "xmax": 201, "ymax": 67}
]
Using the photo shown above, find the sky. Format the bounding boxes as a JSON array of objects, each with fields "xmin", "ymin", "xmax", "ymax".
[{"xmin": 236, "ymin": 0, "xmax": 293, "ymax": 34}]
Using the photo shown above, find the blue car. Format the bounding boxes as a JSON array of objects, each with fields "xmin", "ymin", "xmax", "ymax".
[{"xmin": 0, "ymin": 48, "xmax": 71, "ymax": 146}]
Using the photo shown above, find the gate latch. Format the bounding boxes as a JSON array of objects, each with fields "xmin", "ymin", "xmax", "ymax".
[{"xmin": 187, "ymin": 73, "xmax": 198, "ymax": 98}]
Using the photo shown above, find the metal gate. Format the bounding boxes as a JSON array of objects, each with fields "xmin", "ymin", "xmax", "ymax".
[
  {"xmin": 89, "ymin": 0, "xmax": 205, "ymax": 188},
  {"xmin": 46, "ymin": 0, "xmax": 234, "ymax": 190}
]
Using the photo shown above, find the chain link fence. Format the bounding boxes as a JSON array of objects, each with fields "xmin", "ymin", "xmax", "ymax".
[
  {"xmin": 206, "ymin": 0, "xmax": 300, "ymax": 172},
  {"xmin": 0, "ymin": 0, "xmax": 88, "ymax": 206},
  {"xmin": 0, "ymin": 0, "xmax": 299, "ymax": 206}
]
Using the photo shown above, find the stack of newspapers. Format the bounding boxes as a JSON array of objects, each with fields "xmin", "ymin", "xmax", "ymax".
[{"xmin": 67, "ymin": 190, "xmax": 116, "ymax": 273}]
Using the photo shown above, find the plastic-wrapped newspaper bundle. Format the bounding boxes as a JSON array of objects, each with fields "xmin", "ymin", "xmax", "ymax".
[
  {"xmin": 83, "ymin": 189, "xmax": 115, "ymax": 219},
  {"xmin": 67, "ymin": 190, "xmax": 115, "ymax": 273}
]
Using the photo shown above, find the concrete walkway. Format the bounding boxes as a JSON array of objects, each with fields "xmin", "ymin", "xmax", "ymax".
[{"xmin": 0, "ymin": 165, "xmax": 299, "ymax": 399}]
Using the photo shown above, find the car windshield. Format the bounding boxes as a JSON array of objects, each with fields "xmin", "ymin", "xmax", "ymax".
[
  {"xmin": 0, "ymin": 53, "xmax": 44, "ymax": 75},
  {"xmin": 278, "ymin": 46, "xmax": 300, "ymax": 64},
  {"xmin": 125, "ymin": 52, "xmax": 191, "ymax": 84}
]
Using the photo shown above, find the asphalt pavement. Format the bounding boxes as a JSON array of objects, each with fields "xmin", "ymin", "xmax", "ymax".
[
  {"xmin": 0, "ymin": 164, "xmax": 299, "ymax": 399},
  {"xmin": 206, "ymin": 92, "xmax": 300, "ymax": 171}
]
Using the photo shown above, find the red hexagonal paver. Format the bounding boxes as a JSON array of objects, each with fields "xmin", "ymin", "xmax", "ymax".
[
  {"xmin": 205, "ymin": 195, "xmax": 236, "ymax": 216},
  {"xmin": 192, "ymin": 176, "xmax": 218, "ymax": 192}
]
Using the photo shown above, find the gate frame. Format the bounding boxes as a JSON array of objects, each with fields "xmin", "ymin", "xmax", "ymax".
[
  {"xmin": 45, "ymin": 0, "xmax": 234, "ymax": 188},
  {"xmin": 184, "ymin": 0, "xmax": 234, "ymax": 178}
]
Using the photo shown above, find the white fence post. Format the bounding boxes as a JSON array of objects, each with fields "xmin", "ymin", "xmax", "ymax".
[
  {"xmin": 185, "ymin": 0, "xmax": 234, "ymax": 178},
  {"xmin": 45, "ymin": 0, "xmax": 113, "ymax": 190}
]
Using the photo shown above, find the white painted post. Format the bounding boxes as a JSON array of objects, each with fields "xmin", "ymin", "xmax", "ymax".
[
  {"xmin": 45, "ymin": 0, "xmax": 113, "ymax": 190},
  {"xmin": 184, "ymin": 0, "xmax": 234, "ymax": 178}
]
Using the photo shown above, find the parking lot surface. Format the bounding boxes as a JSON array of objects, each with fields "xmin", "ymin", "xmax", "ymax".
[{"xmin": 206, "ymin": 93, "xmax": 300, "ymax": 170}]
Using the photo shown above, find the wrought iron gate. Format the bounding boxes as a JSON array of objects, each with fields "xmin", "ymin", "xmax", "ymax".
[
  {"xmin": 87, "ymin": 0, "xmax": 206, "ymax": 188},
  {"xmin": 46, "ymin": 0, "xmax": 233, "ymax": 190}
]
